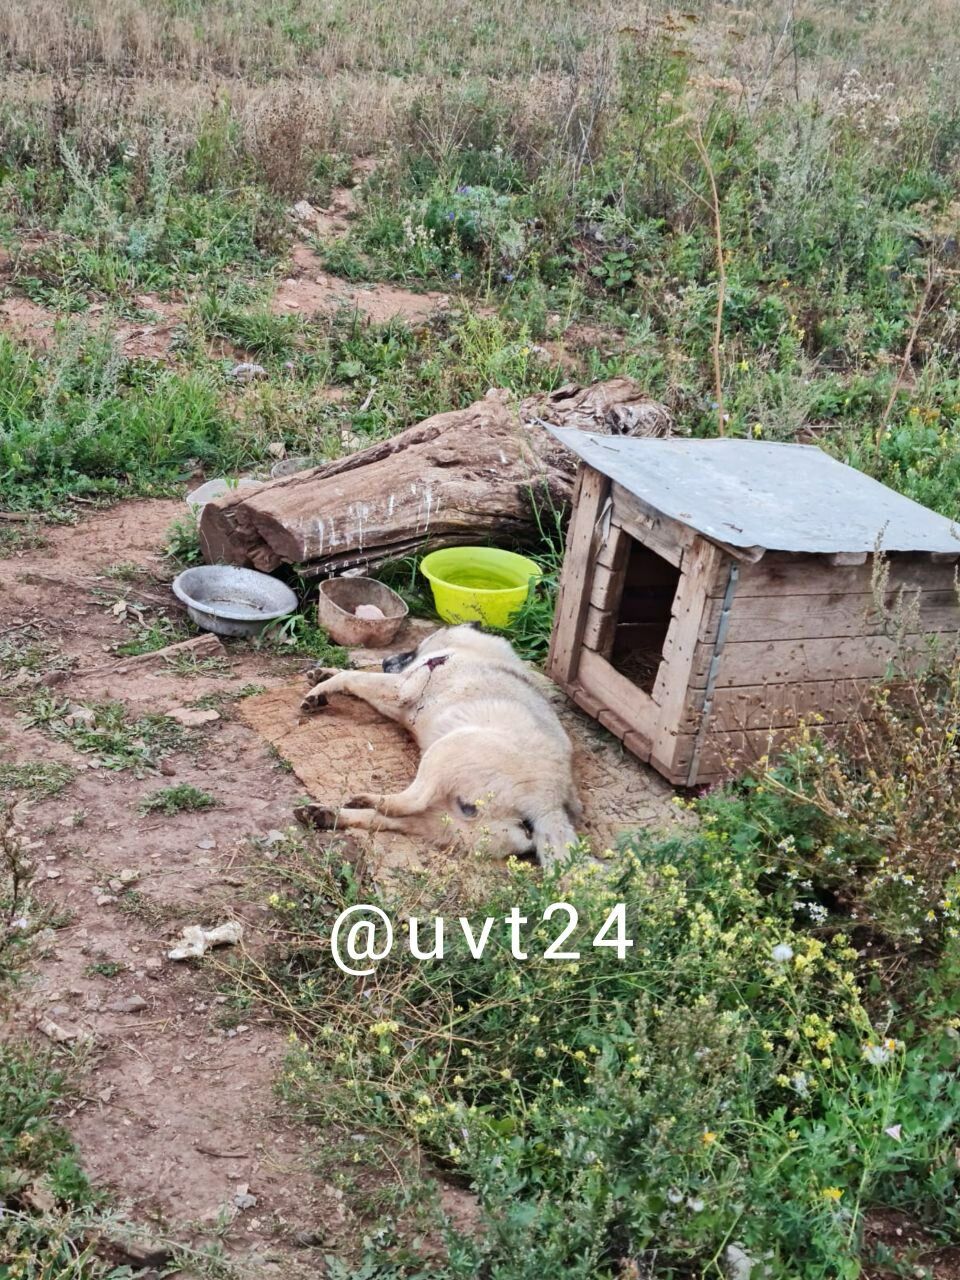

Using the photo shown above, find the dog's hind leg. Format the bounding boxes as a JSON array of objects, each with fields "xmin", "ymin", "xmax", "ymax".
[
  {"xmin": 295, "ymin": 803, "xmax": 442, "ymax": 838},
  {"xmin": 346, "ymin": 742, "xmax": 449, "ymax": 815}
]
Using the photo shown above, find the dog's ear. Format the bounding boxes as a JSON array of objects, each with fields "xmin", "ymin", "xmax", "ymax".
[{"xmin": 532, "ymin": 811, "xmax": 579, "ymax": 869}]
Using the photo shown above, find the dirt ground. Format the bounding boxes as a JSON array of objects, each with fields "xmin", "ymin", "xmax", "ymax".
[
  {"xmin": 0, "ymin": 499, "xmax": 677, "ymax": 1273},
  {"xmin": 272, "ymin": 243, "xmax": 452, "ymax": 325}
]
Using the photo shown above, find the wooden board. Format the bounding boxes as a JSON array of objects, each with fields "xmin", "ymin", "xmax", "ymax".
[
  {"xmin": 677, "ymin": 678, "xmax": 873, "ymax": 733},
  {"xmin": 582, "ymin": 603, "xmax": 616, "ymax": 652},
  {"xmin": 611, "ymin": 485, "xmax": 692, "ymax": 568},
  {"xmin": 669, "ymin": 725, "xmax": 846, "ymax": 778},
  {"xmin": 699, "ymin": 589, "xmax": 960, "ymax": 643},
  {"xmin": 650, "ymin": 540, "xmax": 728, "ymax": 769},
  {"xmin": 692, "ymin": 631, "xmax": 958, "ymax": 688},
  {"xmin": 577, "ymin": 648, "xmax": 659, "ymax": 739},
  {"xmin": 728, "ymin": 553, "xmax": 958, "ymax": 598},
  {"xmin": 547, "ymin": 465, "xmax": 610, "ymax": 685}
]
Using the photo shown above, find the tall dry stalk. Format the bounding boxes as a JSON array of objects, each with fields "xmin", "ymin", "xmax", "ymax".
[{"xmin": 690, "ymin": 121, "xmax": 726, "ymax": 436}]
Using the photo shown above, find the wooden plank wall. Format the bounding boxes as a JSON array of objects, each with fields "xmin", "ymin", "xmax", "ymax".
[{"xmin": 672, "ymin": 552, "xmax": 960, "ymax": 784}]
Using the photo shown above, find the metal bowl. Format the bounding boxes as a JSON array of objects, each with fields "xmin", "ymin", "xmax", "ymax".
[{"xmin": 172, "ymin": 565, "xmax": 298, "ymax": 638}]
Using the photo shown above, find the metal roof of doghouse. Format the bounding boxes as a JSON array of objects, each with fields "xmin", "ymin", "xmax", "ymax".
[{"xmin": 547, "ymin": 430, "xmax": 960, "ymax": 556}]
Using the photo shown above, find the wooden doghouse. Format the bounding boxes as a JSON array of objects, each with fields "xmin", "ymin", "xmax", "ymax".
[{"xmin": 546, "ymin": 433, "xmax": 960, "ymax": 786}]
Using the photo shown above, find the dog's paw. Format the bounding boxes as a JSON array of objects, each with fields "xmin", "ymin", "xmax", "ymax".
[
  {"xmin": 303, "ymin": 665, "xmax": 341, "ymax": 686},
  {"xmin": 294, "ymin": 803, "xmax": 338, "ymax": 831},
  {"xmin": 345, "ymin": 793, "xmax": 377, "ymax": 809},
  {"xmin": 300, "ymin": 690, "xmax": 329, "ymax": 714}
]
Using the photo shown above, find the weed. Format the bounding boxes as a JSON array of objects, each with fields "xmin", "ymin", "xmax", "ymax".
[
  {"xmin": 21, "ymin": 695, "xmax": 189, "ymax": 774},
  {"xmin": 0, "ymin": 762, "xmax": 75, "ymax": 799},
  {"xmin": 258, "ymin": 612, "xmax": 349, "ymax": 666},
  {"xmin": 83, "ymin": 959, "xmax": 124, "ymax": 979},
  {"xmin": 115, "ymin": 613, "xmax": 193, "ymax": 657},
  {"xmin": 138, "ymin": 784, "xmax": 217, "ymax": 815},
  {"xmin": 255, "ymin": 811, "xmax": 960, "ymax": 1278},
  {"xmin": 0, "ymin": 1042, "xmax": 104, "ymax": 1277},
  {"xmin": 0, "ymin": 627, "xmax": 73, "ymax": 684},
  {"xmin": 165, "ymin": 652, "xmax": 232, "ymax": 678},
  {"xmin": 164, "ymin": 511, "xmax": 204, "ymax": 568},
  {"xmin": 0, "ymin": 521, "xmax": 48, "ymax": 557}
]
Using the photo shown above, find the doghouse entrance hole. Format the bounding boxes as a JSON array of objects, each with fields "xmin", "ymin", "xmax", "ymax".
[{"xmin": 609, "ymin": 540, "xmax": 682, "ymax": 694}]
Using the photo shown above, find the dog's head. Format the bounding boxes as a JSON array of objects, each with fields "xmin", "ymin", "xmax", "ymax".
[
  {"xmin": 456, "ymin": 794, "xmax": 581, "ymax": 867},
  {"xmin": 382, "ymin": 623, "xmax": 517, "ymax": 674}
]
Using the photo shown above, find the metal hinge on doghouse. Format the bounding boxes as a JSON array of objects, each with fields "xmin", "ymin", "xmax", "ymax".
[{"xmin": 686, "ymin": 561, "xmax": 740, "ymax": 787}]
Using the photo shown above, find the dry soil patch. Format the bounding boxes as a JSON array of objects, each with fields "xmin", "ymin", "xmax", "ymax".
[{"xmin": 273, "ymin": 243, "xmax": 451, "ymax": 325}]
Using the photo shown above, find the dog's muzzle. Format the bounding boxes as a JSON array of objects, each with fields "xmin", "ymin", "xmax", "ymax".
[{"xmin": 382, "ymin": 649, "xmax": 417, "ymax": 674}]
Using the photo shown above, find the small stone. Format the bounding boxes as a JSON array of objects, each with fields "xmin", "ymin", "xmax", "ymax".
[
  {"xmin": 168, "ymin": 706, "xmax": 220, "ymax": 728},
  {"xmin": 196, "ymin": 838, "xmax": 217, "ymax": 851},
  {"xmin": 105, "ymin": 994, "xmax": 148, "ymax": 1014},
  {"xmin": 108, "ymin": 879, "xmax": 124, "ymax": 894},
  {"xmin": 45, "ymin": 868, "xmax": 61, "ymax": 880},
  {"xmin": 65, "ymin": 704, "xmax": 96, "ymax": 725},
  {"xmin": 145, "ymin": 956, "xmax": 162, "ymax": 971},
  {"xmin": 354, "ymin": 603, "xmax": 385, "ymax": 621},
  {"xmin": 266, "ymin": 441, "xmax": 286, "ymax": 459},
  {"xmin": 227, "ymin": 362, "xmax": 267, "ymax": 383},
  {"xmin": 118, "ymin": 868, "xmax": 140, "ymax": 885},
  {"xmin": 96, "ymin": 894, "xmax": 117, "ymax": 907},
  {"xmin": 39, "ymin": 1018, "xmax": 79, "ymax": 1044},
  {"xmin": 289, "ymin": 199, "xmax": 317, "ymax": 223},
  {"xmin": 159, "ymin": 760, "xmax": 176, "ymax": 777},
  {"xmin": 233, "ymin": 1183, "xmax": 258, "ymax": 1211}
]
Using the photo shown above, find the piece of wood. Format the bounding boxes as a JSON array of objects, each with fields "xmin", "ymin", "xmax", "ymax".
[
  {"xmin": 200, "ymin": 380, "xmax": 670, "ymax": 574},
  {"xmin": 650, "ymin": 540, "xmax": 728, "ymax": 769},
  {"xmin": 692, "ymin": 631, "xmax": 958, "ymax": 689},
  {"xmin": 729, "ymin": 553, "xmax": 957, "ymax": 598},
  {"xmin": 671, "ymin": 724, "xmax": 846, "ymax": 778},
  {"xmin": 610, "ymin": 486, "xmax": 691, "ymax": 568},
  {"xmin": 699, "ymin": 588, "xmax": 960, "ymax": 644},
  {"xmin": 126, "ymin": 633, "xmax": 227, "ymax": 665},
  {"xmin": 582, "ymin": 603, "xmax": 617, "ymax": 652},
  {"xmin": 577, "ymin": 648, "xmax": 659, "ymax": 740},
  {"xmin": 677, "ymin": 678, "xmax": 873, "ymax": 733},
  {"xmin": 547, "ymin": 466, "xmax": 612, "ymax": 685}
]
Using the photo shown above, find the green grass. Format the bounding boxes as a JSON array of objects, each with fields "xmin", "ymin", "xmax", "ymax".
[
  {"xmin": 138, "ymin": 783, "xmax": 217, "ymax": 815},
  {"xmin": 258, "ymin": 612, "xmax": 350, "ymax": 665},
  {"xmin": 21, "ymin": 696, "xmax": 189, "ymax": 774},
  {"xmin": 83, "ymin": 959, "xmax": 125, "ymax": 978},
  {"xmin": 0, "ymin": 1045, "xmax": 107, "ymax": 1277},
  {"xmin": 0, "ymin": 761, "xmax": 75, "ymax": 799},
  {"xmin": 259, "ymin": 760, "xmax": 960, "ymax": 1278},
  {"xmin": 114, "ymin": 614, "xmax": 194, "ymax": 657}
]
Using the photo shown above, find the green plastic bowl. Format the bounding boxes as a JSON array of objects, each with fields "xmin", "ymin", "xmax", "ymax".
[{"xmin": 420, "ymin": 547, "xmax": 541, "ymax": 629}]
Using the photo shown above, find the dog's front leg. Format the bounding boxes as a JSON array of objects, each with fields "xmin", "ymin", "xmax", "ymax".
[{"xmin": 301, "ymin": 670, "xmax": 406, "ymax": 720}]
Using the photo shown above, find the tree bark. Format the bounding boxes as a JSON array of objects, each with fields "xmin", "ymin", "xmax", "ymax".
[{"xmin": 198, "ymin": 379, "xmax": 670, "ymax": 575}]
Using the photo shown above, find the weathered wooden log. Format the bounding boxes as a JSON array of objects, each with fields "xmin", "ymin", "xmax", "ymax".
[{"xmin": 199, "ymin": 379, "xmax": 670, "ymax": 574}]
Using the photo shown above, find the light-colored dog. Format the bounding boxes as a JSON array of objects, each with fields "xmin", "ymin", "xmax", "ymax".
[{"xmin": 296, "ymin": 624, "xmax": 582, "ymax": 866}]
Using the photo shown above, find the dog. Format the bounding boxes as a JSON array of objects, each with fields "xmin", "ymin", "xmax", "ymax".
[{"xmin": 296, "ymin": 624, "xmax": 583, "ymax": 867}]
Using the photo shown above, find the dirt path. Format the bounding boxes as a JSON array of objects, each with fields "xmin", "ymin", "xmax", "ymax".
[{"xmin": 0, "ymin": 502, "xmax": 340, "ymax": 1273}]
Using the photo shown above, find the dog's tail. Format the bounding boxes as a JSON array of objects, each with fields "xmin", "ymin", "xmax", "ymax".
[{"xmin": 533, "ymin": 809, "xmax": 580, "ymax": 869}]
